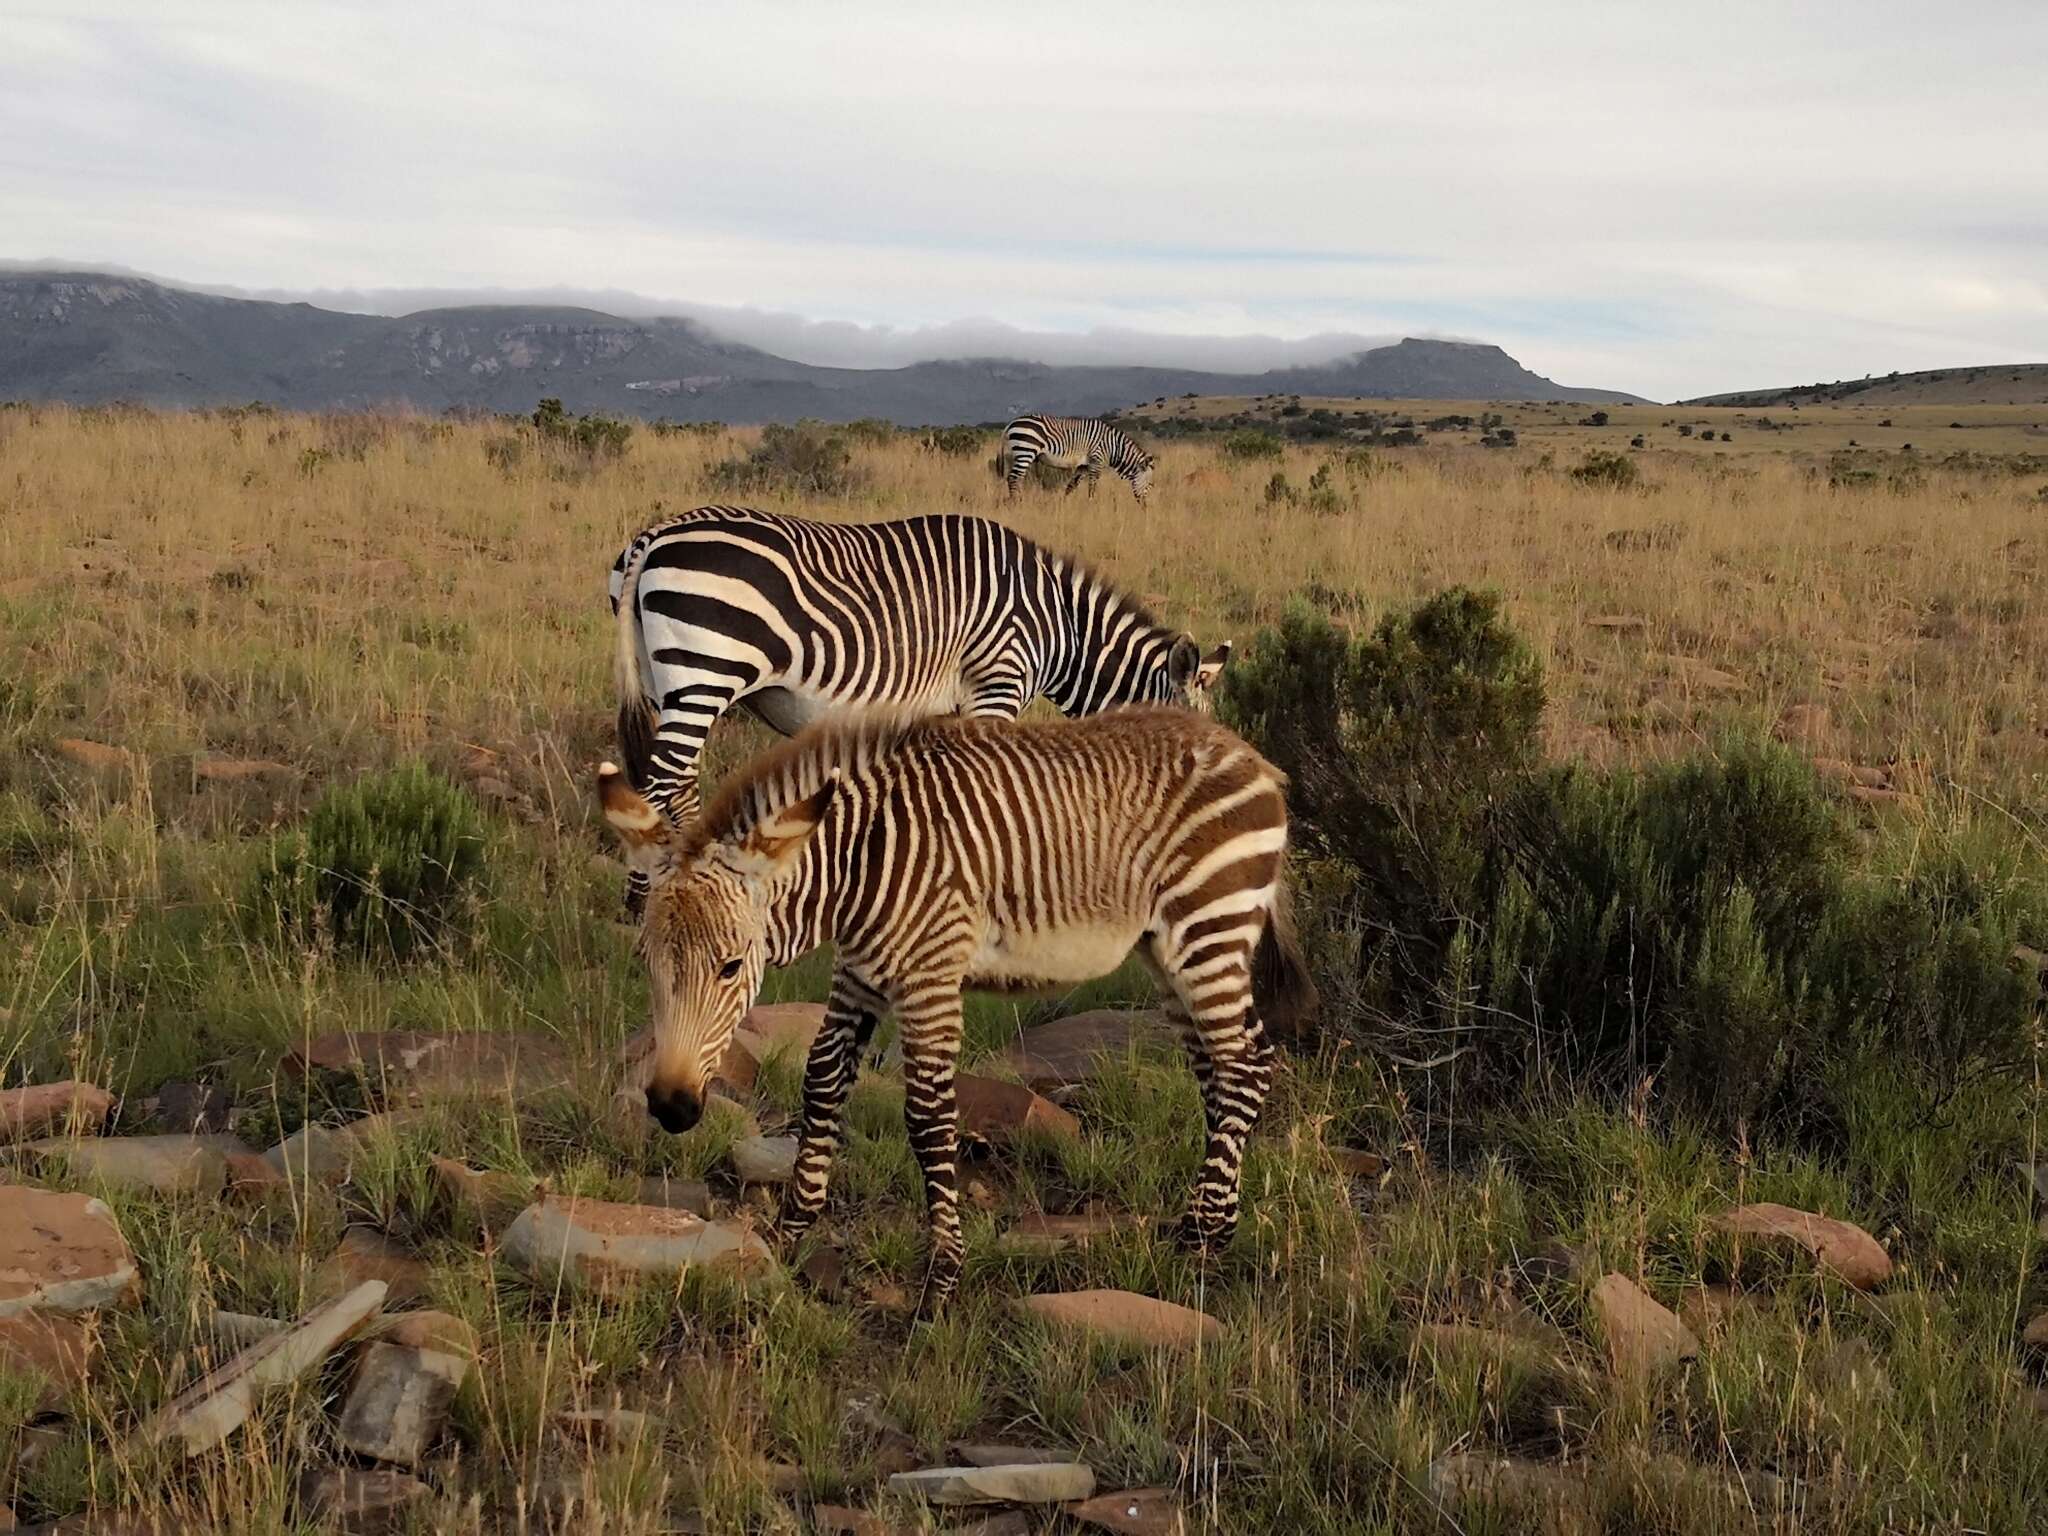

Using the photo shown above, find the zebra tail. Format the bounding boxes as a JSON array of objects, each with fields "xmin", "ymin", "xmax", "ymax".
[
  {"xmin": 612, "ymin": 532, "xmax": 659, "ymax": 792},
  {"xmin": 1252, "ymin": 871, "xmax": 1319, "ymax": 1042}
]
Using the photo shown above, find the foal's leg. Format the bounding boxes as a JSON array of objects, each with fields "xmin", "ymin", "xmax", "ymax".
[
  {"xmin": 780, "ymin": 969, "xmax": 887, "ymax": 1245},
  {"xmin": 894, "ymin": 952, "xmax": 971, "ymax": 1311}
]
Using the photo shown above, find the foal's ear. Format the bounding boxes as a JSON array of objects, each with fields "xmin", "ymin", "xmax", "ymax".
[
  {"xmin": 598, "ymin": 762, "xmax": 675, "ymax": 882},
  {"xmin": 719, "ymin": 776, "xmax": 838, "ymax": 883},
  {"xmin": 1195, "ymin": 641, "xmax": 1233, "ymax": 690},
  {"xmin": 1167, "ymin": 634, "xmax": 1202, "ymax": 687}
]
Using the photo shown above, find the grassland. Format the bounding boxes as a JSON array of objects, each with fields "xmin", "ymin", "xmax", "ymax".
[{"xmin": 2, "ymin": 402, "xmax": 2046, "ymax": 1533}]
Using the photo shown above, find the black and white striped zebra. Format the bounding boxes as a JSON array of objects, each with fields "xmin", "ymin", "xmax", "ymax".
[
  {"xmin": 608, "ymin": 506, "xmax": 1230, "ymax": 910},
  {"xmin": 1003, "ymin": 414, "xmax": 1156, "ymax": 503},
  {"xmin": 597, "ymin": 706, "xmax": 1314, "ymax": 1307}
]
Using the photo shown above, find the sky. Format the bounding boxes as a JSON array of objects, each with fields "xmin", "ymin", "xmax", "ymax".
[{"xmin": 3, "ymin": 0, "xmax": 2044, "ymax": 400}]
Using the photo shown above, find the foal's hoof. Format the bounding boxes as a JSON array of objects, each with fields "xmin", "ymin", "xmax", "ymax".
[{"xmin": 1172, "ymin": 1214, "xmax": 1233, "ymax": 1258}]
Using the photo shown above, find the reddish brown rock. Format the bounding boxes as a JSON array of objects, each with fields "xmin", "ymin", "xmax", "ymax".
[
  {"xmin": 53, "ymin": 737, "xmax": 130, "ymax": 772},
  {"xmin": 996, "ymin": 1211, "xmax": 1139, "ymax": 1259},
  {"xmin": 366, "ymin": 1309, "xmax": 478, "ymax": 1360},
  {"xmin": 1066, "ymin": 1487, "xmax": 1186, "ymax": 1535},
  {"xmin": 734, "ymin": 1002, "xmax": 828, "ymax": 1064},
  {"xmin": 1712, "ymin": 1203, "xmax": 1893, "ymax": 1289},
  {"xmin": 0, "ymin": 1311, "xmax": 94, "ymax": 1410},
  {"xmin": 1775, "ymin": 703, "xmax": 1832, "ymax": 745},
  {"xmin": 431, "ymin": 1157, "xmax": 531, "ymax": 1238},
  {"xmin": 316, "ymin": 1229, "xmax": 431, "ymax": 1307},
  {"xmin": 956, "ymin": 1074, "xmax": 1080, "ymax": 1144},
  {"xmin": 297, "ymin": 1465, "xmax": 431, "ymax": 1531},
  {"xmin": 2022, "ymin": 1311, "xmax": 2048, "ymax": 1348},
  {"xmin": 0, "ymin": 1185, "xmax": 140, "ymax": 1317},
  {"xmin": 1016, "ymin": 1290, "xmax": 1221, "ymax": 1349},
  {"xmin": 282, "ymin": 1029, "xmax": 574, "ymax": 1104},
  {"xmin": 0, "ymin": 1080, "xmax": 114, "ymax": 1142},
  {"xmin": 1588, "ymin": 1273, "xmax": 1699, "ymax": 1378},
  {"xmin": 989, "ymin": 1010, "xmax": 1176, "ymax": 1093},
  {"xmin": 1329, "ymin": 1147, "xmax": 1386, "ymax": 1180}
]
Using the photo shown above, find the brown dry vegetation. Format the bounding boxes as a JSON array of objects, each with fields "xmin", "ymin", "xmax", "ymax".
[{"xmin": 1, "ymin": 403, "xmax": 2046, "ymax": 1533}]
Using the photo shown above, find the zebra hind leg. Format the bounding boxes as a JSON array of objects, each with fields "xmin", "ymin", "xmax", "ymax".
[
  {"xmin": 897, "ymin": 985, "xmax": 969, "ymax": 1313},
  {"xmin": 1160, "ymin": 948, "xmax": 1277, "ymax": 1254}
]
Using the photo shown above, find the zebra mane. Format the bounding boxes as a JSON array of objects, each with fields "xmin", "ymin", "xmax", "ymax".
[
  {"xmin": 682, "ymin": 706, "xmax": 939, "ymax": 855},
  {"xmin": 1049, "ymin": 548, "xmax": 1171, "ymax": 635}
]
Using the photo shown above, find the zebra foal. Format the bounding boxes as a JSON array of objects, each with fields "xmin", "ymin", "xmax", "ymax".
[
  {"xmin": 598, "ymin": 706, "xmax": 1315, "ymax": 1307},
  {"xmin": 1003, "ymin": 414, "xmax": 1156, "ymax": 503},
  {"xmin": 609, "ymin": 507, "xmax": 1229, "ymax": 912}
]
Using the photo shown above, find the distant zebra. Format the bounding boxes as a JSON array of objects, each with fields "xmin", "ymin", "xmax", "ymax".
[
  {"xmin": 597, "ymin": 705, "xmax": 1314, "ymax": 1306},
  {"xmin": 608, "ymin": 507, "xmax": 1231, "ymax": 911},
  {"xmin": 1003, "ymin": 414, "xmax": 1156, "ymax": 503}
]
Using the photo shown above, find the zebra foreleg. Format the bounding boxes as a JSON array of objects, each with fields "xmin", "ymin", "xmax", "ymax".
[
  {"xmin": 1005, "ymin": 452, "xmax": 1035, "ymax": 497},
  {"xmin": 781, "ymin": 973, "xmax": 885, "ymax": 1251},
  {"xmin": 898, "ymin": 982, "xmax": 969, "ymax": 1313}
]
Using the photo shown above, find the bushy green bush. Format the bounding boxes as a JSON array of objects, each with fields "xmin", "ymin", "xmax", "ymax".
[
  {"xmin": 1221, "ymin": 429, "xmax": 1285, "ymax": 461},
  {"xmin": 840, "ymin": 417, "xmax": 898, "ymax": 447},
  {"xmin": 710, "ymin": 422, "xmax": 864, "ymax": 497},
  {"xmin": 921, "ymin": 425, "xmax": 988, "ymax": 458},
  {"xmin": 1570, "ymin": 450, "xmax": 1639, "ymax": 489},
  {"xmin": 531, "ymin": 397, "xmax": 632, "ymax": 460},
  {"xmin": 1221, "ymin": 590, "xmax": 2043, "ymax": 1142},
  {"xmin": 255, "ymin": 762, "xmax": 487, "ymax": 959}
]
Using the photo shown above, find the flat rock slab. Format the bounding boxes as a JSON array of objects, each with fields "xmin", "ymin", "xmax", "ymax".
[
  {"xmin": 1016, "ymin": 1290, "xmax": 1221, "ymax": 1349},
  {"xmin": 1, "ymin": 1081, "xmax": 113, "ymax": 1142},
  {"xmin": 138, "ymin": 1279, "xmax": 386, "ymax": 1454},
  {"xmin": 316, "ymin": 1229, "xmax": 431, "ymax": 1307},
  {"xmin": 995, "ymin": 1212, "xmax": 1139, "ymax": 1259},
  {"xmin": 366, "ymin": 1308, "xmax": 478, "ymax": 1359},
  {"xmin": 283, "ymin": 1029, "xmax": 574, "ymax": 1104},
  {"xmin": 431, "ymin": 1158, "xmax": 532, "ymax": 1238},
  {"xmin": 1589, "ymin": 1273, "xmax": 1699, "ymax": 1377},
  {"xmin": 1428, "ymin": 1453, "xmax": 1588, "ymax": 1519},
  {"xmin": 888, "ymin": 1463, "xmax": 1096, "ymax": 1505},
  {"xmin": 2023, "ymin": 1310, "xmax": 2048, "ymax": 1348},
  {"xmin": 956, "ymin": 1075, "xmax": 1080, "ymax": 1144},
  {"xmin": 23, "ymin": 1134, "xmax": 230, "ymax": 1196},
  {"xmin": 0, "ymin": 1185, "xmax": 140, "ymax": 1318},
  {"xmin": 952, "ymin": 1444, "xmax": 1074, "ymax": 1468},
  {"xmin": 989, "ymin": 1010, "xmax": 1176, "ymax": 1094},
  {"xmin": 54, "ymin": 737, "xmax": 130, "ymax": 771},
  {"xmin": 0, "ymin": 1312, "xmax": 94, "ymax": 1410},
  {"xmin": 296, "ymin": 1466, "xmax": 430, "ymax": 1532},
  {"xmin": 1712, "ymin": 1202, "xmax": 1892, "ymax": 1289},
  {"xmin": 335, "ymin": 1340, "xmax": 467, "ymax": 1468},
  {"xmin": 502, "ymin": 1195, "xmax": 776, "ymax": 1291},
  {"xmin": 262, "ymin": 1112, "xmax": 419, "ymax": 1186},
  {"xmin": 730, "ymin": 1135, "xmax": 798, "ymax": 1184},
  {"xmin": 1067, "ymin": 1487, "xmax": 1186, "ymax": 1535}
]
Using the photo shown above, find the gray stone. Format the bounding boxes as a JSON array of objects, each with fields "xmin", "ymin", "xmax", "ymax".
[
  {"xmin": 730, "ymin": 1135, "xmax": 797, "ymax": 1184},
  {"xmin": 634, "ymin": 1175, "xmax": 713, "ymax": 1216},
  {"xmin": 296, "ymin": 1466, "xmax": 431, "ymax": 1532},
  {"xmin": 501, "ymin": 1195, "xmax": 777, "ymax": 1291},
  {"xmin": 951, "ymin": 1443, "xmax": 1073, "ymax": 1467},
  {"xmin": 887, "ymin": 1462, "xmax": 1096, "ymax": 1505},
  {"xmin": 0, "ymin": 1080, "xmax": 114, "ymax": 1142},
  {"xmin": 152, "ymin": 1081, "xmax": 235, "ymax": 1135},
  {"xmin": 136, "ymin": 1280, "xmax": 386, "ymax": 1454},
  {"xmin": 335, "ymin": 1340, "xmax": 467, "ymax": 1468},
  {"xmin": 0, "ymin": 1185, "xmax": 140, "ymax": 1318},
  {"xmin": 24, "ymin": 1134, "xmax": 229, "ymax": 1195}
]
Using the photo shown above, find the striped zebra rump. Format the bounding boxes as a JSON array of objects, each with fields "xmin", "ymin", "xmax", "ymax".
[{"xmin": 597, "ymin": 706, "xmax": 1314, "ymax": 1308}]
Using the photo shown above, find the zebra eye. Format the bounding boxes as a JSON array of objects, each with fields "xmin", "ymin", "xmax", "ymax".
[{"xmin": 718, "ymin": 957, "xmax": 744, "ymax": 981}]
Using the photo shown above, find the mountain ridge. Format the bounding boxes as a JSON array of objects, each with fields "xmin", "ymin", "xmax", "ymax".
[{"xmin": 0, "ymin": 269, "xmax": 1649, "ymax": 419}]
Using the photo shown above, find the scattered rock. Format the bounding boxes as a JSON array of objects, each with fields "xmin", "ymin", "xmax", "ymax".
[
  {"xmin": 138, "ymin": 1280, "xmax": 387, "ymax": 1454},
  {"xmin": 193, "ymin": 757, "xmax": 294, "ymax": 784},
  {"xmin": 1519, "ymin": 1235, "xmax": 1599, "ymax": 1288},
  {"xmin": 952, "ymin": 1444, "xmax": 1073, "ymax": 1468},
  {"xmin": 955, "ymin": 1074, "xmax": 1080, "ymax": 1145},
  {"xmin": 799, "ymin": 1244, "xmax": 847, "ymax": 1301},
  {"xmin": 1677, "ymin": 1283, "xmax": 1762, "ymax": 1338},
  {"xmin": 23, "ymin": 1133, "xmax": 230, "ymax": 1195},
  {"xmin": 995, "ymin": 1212, "xmax": 1138, "ymax": 1259},
  {"xmin": 316, "ymin": 1229, "xmax": 432, "ymax": 1307},
  {"xmin": 470, "ymin": 775, "xmax": 542, "ymax": 823},
  {"xmin": 53, "ymin": 737, "xmax": 130, "ymax": 772},
  {"xmin": 335, "ymin": 1339, "xmax": 467, "ymax": 1467},
  {"xmin": 224, "ymin": 1151, "xmax": 291, "ymax": 1200},
  {"xmin": 555, "ymin": 1406, "xmax": 657, "ymax": 1445},
  {"xmin": 989, "ymin": 1010, "xmax": 1176, "ymax": 1094},
  {"xmin": 0, "ymin": 1080, "xmax": 114, "ymax": 1142},
  {"xmin": 1427, "ymin": 1452, "xmax": 1588, "ymax": 1521},
  {"xmin": 634, "ymin": 1174, "xmax": 713, "ymax": 1216},
  {"xmin": 1847, "ymin": 783, "xmax": 1918, "ymax": 809},
  {"xmin": 1066, "ymin": 1487, "xmax": 1186, "ymax": 1535},
  {"xmin": 501, "ymin": 1195, "xmax": 777, "ymax": 1291},
  {"xmin": 1660, "ymin": 655, "xmax": 1741, "ymax": 693},
  {"xmin": 431, "ymin": 1157, "xmax": 531, "ymax": 1238},
  {"xmin": 262, "ymin": 1122, "xmax": 360, "ymax": 1185},
  {"xmin": 2022, "ymin": 1310, "xmax": 2048, "ymax": 1349},
  {"xmin": 1584, "ymin": 614, "xmax": 1649, "ymax": 634},
  {"xmin": 296, "ymin": 1465, "xmax": 431, "ymax": 1532},
  {"xmin": 365, "ymin": 1308, "xmax": 478, "ymax": 1359},
  {"xmin": 0, "ymin": 1311, "xmax": 94, "ymax": 1410},
  {"xmin": 0, "ymin": 1185, "xmax": 140, "ymax": 1317},
  {"xmin": 210, "ymin": 1311, "xmax": 287, "ymax": 1351},
  {"xmin": 733, "ymin": 1002, "xmax": 828, "ymax": 1066},
  {"xmin": 1713, "ymin": 1202, "xmax": 1892, "ymax": 1289},
  {"xmin": 1016, "ymin": 1290, "xmax": 1222, "ymax": 1349},
  {"xmin": 1588, "ymin": 1273, "xmax": 1699, "ymax": 1377},
  {"xmin": 150, "ymin": 1081, "xmax": 235, "ymax": 1134},
  {"xmin": 283, "ymin": 1029, "xmax": 574, "ymax": 1105},
  {"xmin": 730, "ymin": 1135, "xmax": 798, "ymax": 1184},
  {"xmin": 887, "ymin": 1462, "xmax": 1096, "ymax": 1505}
]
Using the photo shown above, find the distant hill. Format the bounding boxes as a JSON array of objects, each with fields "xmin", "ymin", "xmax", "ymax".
[
  {"xmin": 0, "ymin": 270, "xmax": 1645, "ymax": 422},
  {"xmin": 1686, "ymin": 364, "xmax": 2048, "ymax": 409}
]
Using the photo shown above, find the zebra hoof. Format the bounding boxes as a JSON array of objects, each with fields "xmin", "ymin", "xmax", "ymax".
[{"xmin": 1172, "ymin": 1213, "xmax": 1233, "ymax": 1258}]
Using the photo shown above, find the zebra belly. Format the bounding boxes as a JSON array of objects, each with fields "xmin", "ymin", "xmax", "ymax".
[
  {"xmin": 740, "ymin": 686, "xmax": 833, "ymax": 736},
  {"xmin": 967, "ymin": 918, "xmax": 1146, "ymax": 990}
]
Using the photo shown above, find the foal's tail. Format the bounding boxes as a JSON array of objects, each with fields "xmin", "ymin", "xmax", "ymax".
[{"xmin": 1252, "ymin": 872, "xmax": 1319, "ymax": 1042}]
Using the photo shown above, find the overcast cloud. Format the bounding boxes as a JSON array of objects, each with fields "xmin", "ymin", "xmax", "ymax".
[{"xmin": 3, "ymin": 1, "xmax": 2044, "ymax": 399}]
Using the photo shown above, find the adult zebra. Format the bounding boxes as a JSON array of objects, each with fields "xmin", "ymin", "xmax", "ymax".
[
  {"xmin": 1003, "ymin": 414, "xmax": 1156, "ymax": 503},
  {"xmin": 597, "ymin": 705, "xmax": 1314, "ymax": 1307},
  {"xmin": 607, "ymin": 506, "xmax": 1230, "ymax": 911}
]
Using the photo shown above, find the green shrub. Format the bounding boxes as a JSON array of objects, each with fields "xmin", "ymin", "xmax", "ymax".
[
  {"xmin": 1569, "ymin": 450, "xmax": 1639, "ymax": 489},
  {"xmin": 255, "ymin": 762, "xmax": 487, "ymax": 959},
  {"xmin": 531, "ymin": 397, "xmax": 632, "ymax": 460},
  {"xmin": 1221, "ymin": 590, "xmax": 2043, "ymax": 1143},
  {"xmin": 840, "ymin": 417, "xmax": 898, "ymax": 447},
  {"xmin": 1263, "ymin": 472, "xmax": 1296, "ymax": 507},
  {"xmin": 921, "ymin": 425, "xmax": 988, "ymax": 458},
  {"xmin": 1221, "ymin": 430, "xmax": 1284, "ymax": 461},
  {"xmin": 1304, "ymin": 463, "xmax": 1344, "ymax": 513},
  {"xmin": 711, "ymin": 422, "xmax": 864, "ymax": 497}
]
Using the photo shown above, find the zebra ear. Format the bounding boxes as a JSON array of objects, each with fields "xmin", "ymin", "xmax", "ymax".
[
  {"xmin": 726, "ymin": 775, "xmax": 838, "ymax": 881},
  {"xmin": 1167, "ymin": 635, "xmax": 1201, "ymax": 687},
  {"xmin": 1195, "ymin": 641, "xmax": 1233, "ymax": 690},
  {"xmin": 598, "ymin": 761, "xmax": 675, "ymax": 880}
]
